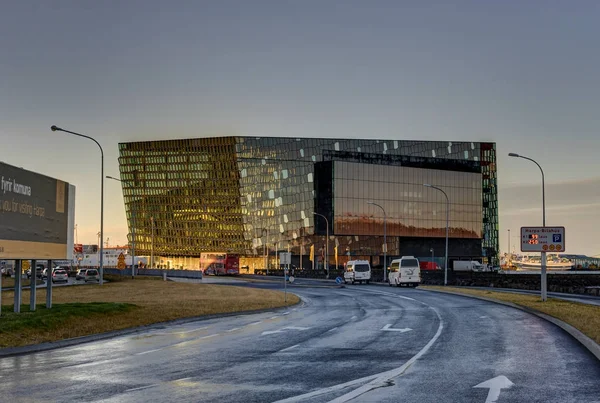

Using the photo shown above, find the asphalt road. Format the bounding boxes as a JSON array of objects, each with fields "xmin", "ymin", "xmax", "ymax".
[{"xmin": 0, "ymin": 282, "xmax": 598, "ymax": 402}]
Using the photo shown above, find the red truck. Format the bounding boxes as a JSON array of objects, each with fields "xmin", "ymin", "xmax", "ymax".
[{"xmin": 420, "ymin": 261, "xmax": 441, "ymax": 271}]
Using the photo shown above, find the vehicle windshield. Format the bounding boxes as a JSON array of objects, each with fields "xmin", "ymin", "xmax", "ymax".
[
  {"xmin": 354, "ymin": 264, "xmax": 370, "ymax": 272},
  {"xmin": 401, "ymin": 259, "xmax": 419, "ymax": 268}
]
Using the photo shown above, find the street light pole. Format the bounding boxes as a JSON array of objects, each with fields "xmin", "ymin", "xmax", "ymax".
[
  {"xmin": 508, "ymin": 229, "xmax": 511, "ymax": 269},
  {"xmin": 106, "ymin": 176, "xmax": 136, "ymax": 279},
  {"xmin": 150, "ymin": 216, "xmax": 154, "ymax": 269},
  {"xmin": 424, "ymin": 184, "xmax": 449, "ymax": 286},
  {"xmin": 313, "ymin": 212, "xmax": 329, "ymax": 279},
  {"xmin": 430, "ymin": 248, "xmax": 434, "ymax": 268},
  {"xmin": 262, "ymin": 228, "xmax": 268, "ymax": 275},
  {"xmin": 51, "ymin": 125, "xmax": 104, "ymax": 285},
  {"xmin": 367, "ymin": 201, "xmax": 387, "ymax": 282},
  {"xmin": 509, "ymin": 153, "xmax": 547, "ymax": 301}
]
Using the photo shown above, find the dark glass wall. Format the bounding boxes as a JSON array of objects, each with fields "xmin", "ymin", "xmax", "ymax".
[{"xmin": 332, "ymin": 161, "xmax": 482, "ymax": 239}]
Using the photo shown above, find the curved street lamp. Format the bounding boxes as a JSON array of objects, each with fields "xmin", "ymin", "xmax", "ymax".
[
  {"xmin": 424, "ymin": 184, "xmax": 449, "ymax": 286},
  {"xmin": 313, "ymin": 212, "xmax": 329, "ymax": 279},
  {"xmin": 509, "ymin": 152, "xmax": 547, "ymax": 301},
  {"xmin": 367, "ymin": 201, "xmax": 387, "ymax": 282},
  {"xmin": 106, "ymin": 176, "xmax": 136, "ymax": 279},
  {"xmin": 51, "ymin": 125, "xmax": 104, "ymax": 285}
]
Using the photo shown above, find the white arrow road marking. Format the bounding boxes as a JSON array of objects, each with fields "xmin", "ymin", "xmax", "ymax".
[
  {"xmin": 381, "ymin": 324, "xmax": 412, "ymax": 333},
  {"xmin": 474, "ymin": 375, "xmax": 514, "ymax": 403}
]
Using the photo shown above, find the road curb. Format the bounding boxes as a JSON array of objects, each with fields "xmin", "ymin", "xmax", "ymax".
[
  {"xmin": 0, "ymin": 299, "xmax": 301, "ymax": 358},
  {"xmin": 423, "ymin": 288, "xmax": 600, "ymax": 362}
]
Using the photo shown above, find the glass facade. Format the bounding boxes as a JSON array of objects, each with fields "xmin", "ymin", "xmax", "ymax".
[{"xmin": 118, "ymin": 137, "xmax": 499, "ymax": 266}]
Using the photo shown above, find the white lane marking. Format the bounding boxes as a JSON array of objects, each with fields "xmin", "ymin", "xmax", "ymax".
[
  {"xmin": 280, "ymin": 344, "xmax": 300, "ymax": 352},
  {"xmin": 274, "ymin": 307, "xmax": 444, "ymax": 403},
  {"xmin": 283, "ymin": 326, "xmax": 310, "ymax": 331},
  {"xmin": 480, "ymin": 316, "xmax": 489, "ymax": 319},
  {"xmin": 125, "ymin": 384, "xmax": 159, "ymax": 392},
  {"xmin": 135, "ymin": 348, "xmax": 164, "ymax": 356},
  {"xmin": 328, "ymin": 307, "xmax": 444, "ymax": 402},
  {"xmin": 270, "ymin": 316, "xmax": 280, "ymax": 320},
  {"xmin": 173, "ymin": 377, "xmax": 193, "ymax": 382},
  {"xmin": 327, "ymin": 327, "xmax": 339, "ymax": 333},
  {"xmin": 247, "ymin": 321, "xmax": 263, "ymax": 326},
  {"xmin": 226, "ymin": 327, "xmax": 241, "ymax": 332},
  {"xmin": 381, "ymin": 324, "xmax": 412, "ymax": 333},
  {"xmin": 177, "ymin": 326, "xmax": 209, "ymax": 334},
  {"xmin": 262, "ymin": 330, "xmax": 284, "ymax": 336},
  {"xmin": 282, "ymin": 312, "xmax": 290, "ymax": 315},
  {"xmin": 350, "ymin": 316, "xmax": 357, "ymax": 320},
  {"xmin": 199, "ymin": 334, "xmax": 218, "ymax": 340}
]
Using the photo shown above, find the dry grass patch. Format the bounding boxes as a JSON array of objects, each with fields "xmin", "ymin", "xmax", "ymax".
[
  {"xmin": 1, "ymin": 277, "xmax": 44, "ymax": 289},
  {"xmin": 423, "ymin": 286, "xmax": 600, "ymax": 345},
  {"xmin": 0, "ymin": 279, "xmax": 299, "ymax": 348}
]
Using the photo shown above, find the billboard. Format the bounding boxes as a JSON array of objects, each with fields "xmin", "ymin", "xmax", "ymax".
[{"xmin": 0, "ymin": 162, "xmax": 75, "ymax": 259}]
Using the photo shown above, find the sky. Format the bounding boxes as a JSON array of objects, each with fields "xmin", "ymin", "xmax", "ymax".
[{"xmin": 1, "ymin": 1, "xmax": 599, "ymax": 256}]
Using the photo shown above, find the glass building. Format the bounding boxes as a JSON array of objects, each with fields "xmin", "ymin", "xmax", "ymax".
[{"xmin": 118, "ymin": 137, "xmax": 498, "ymax": 269}]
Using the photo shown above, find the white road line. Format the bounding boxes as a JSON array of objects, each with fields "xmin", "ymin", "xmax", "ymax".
[
  {"xmin": 270, "ymin": 316, "xmax": 280, "ymax": 320},
  {"xmin": 327, "ymin": 327, "xmax": 338, "ymax": 333},
  {"xmin": 135, "ymin": 348, "xmax": 164, "ymax": 356},
  {"xmin": 199, "ymin": 334, "xmax": 219, "ymax": 340},
  {"xmin": 177, "ymin": 326, "xmax": 209, "ymax": 334},
  {"xmin": 173, "ymin": 377, "xmax": 193, "ymax": 382},
  {"xmin": 247, "ymin": 321, "xmax": 263, "ymax": 326},
  {"xmin": 280, "ymin": 344, "xmax": 300, "ymax": 352},
  {"xmin": 282, "ymin": 312, "xmax": 290, "ymax": 316},
  {"xmin": 125, "ymin": 384, "xmax": 159, "ymax": 393},
  {"xmin": 226, "ymin": 327, "xmax": 241, "ymax": 332},
  {"xmin": 350, "ymin": 316, "xmax": 357, "ymax": 320},
  {"xmin": 273, "ymin": 306, "xmax": 445, "ymax": 403}
]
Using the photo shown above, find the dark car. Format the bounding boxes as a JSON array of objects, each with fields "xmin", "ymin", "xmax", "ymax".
[
  {"xmin": 27, "ymin": 265, "xmax": 45, "ymax": 279},
  {"xmin": 76, "ymin": 269, "xmax": 88, "ymax": 281}
]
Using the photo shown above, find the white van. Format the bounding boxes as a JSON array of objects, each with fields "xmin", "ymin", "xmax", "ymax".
[
  {"xmin": 344, "ymin": 260, "xmax": 371, "ymax": 285},
  {"xmin": 388, "ymin": 256, "xmax": 421, "ymax": 287}
]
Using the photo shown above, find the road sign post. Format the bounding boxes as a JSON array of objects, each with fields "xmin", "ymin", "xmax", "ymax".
[{"xmin": 521, "ymin": 226, "xmax": 565, "ymax": 301}]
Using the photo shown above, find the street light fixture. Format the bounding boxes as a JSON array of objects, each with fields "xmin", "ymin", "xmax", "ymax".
[
  {"xmin": 313, "ymin": 212, "xmax": 329, "ymax": 279},
  {"xmin": 509, "ymin": 152, "xmax": 548, "ymax": 301},
  {"xmin": 424, "ymin": 184, "xmax": 449, "ymax": 286},
  {"xmin": 51, "ymin": 125, "xmax": 104, "ymax": 285},
  {"xmin": 106, "ymin": 175, "xmax": 136, "ymax": 279},
  {"xmin": 367, "ymin": 201, "xmax": 387, "ymax": 282}
]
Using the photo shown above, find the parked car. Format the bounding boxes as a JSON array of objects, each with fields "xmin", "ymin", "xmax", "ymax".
[
  {"xmin": 84, "ymin": 269, "xmax": 99, "ymax": 282},
  {"xmin": 76, "ymin": 269, "xmax": 88, "ymax": 281},
  {"xmin": 51, "ymin": 269, "xmax": 69, "ymax": 283},
  {"xmin": 1, "ymin": 267, "xmax": 14, "ymax": 277},
  {"xmin": 27, "ymin": 265, "xmax": 45, "ymax": 279}
]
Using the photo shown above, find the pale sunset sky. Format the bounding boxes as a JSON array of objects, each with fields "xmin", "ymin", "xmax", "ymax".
[{"xmin": 1, "ymin": 1, "xmax": 599, "ymax": 255}]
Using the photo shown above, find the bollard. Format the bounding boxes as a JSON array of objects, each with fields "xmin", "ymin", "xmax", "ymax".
[{"xmin": 163, "ymin": 272, "xmax": 167, "ymax": 281}]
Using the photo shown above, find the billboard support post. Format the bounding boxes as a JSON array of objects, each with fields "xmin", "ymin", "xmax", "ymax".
[
  {"xmin": 30, "ymin": 259, "xmax": 37, "ymax": 311},
  {"xmin": 13, "ymin": 260, "xmax": 22, "ymax": 313},
  {"xmin": 46, "ymin": 260, "xmax": 53, "ymax": 309}
]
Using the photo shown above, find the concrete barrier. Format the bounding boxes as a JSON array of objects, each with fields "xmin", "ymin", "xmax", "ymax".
[{"xmin": 104, "ymin": 268, "xmax": 203, "ymax": 280}]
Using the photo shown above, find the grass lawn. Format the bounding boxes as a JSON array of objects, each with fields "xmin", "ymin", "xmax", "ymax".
[
  {"xmin": 1, "ymin": 277, "xmax": 44, "ymax": 289},
  {"xmin": 423, "ymin": 286, "xmax": 600, "ymax": 345},
  {"xmin": 0, "ymin": 276, "xmax": 299, "ymax": 348}
]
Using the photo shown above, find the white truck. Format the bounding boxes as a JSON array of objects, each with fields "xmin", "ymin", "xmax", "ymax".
[{"xmin": 453, "ymin": 260, "xmax": 488, "ymax": 272}]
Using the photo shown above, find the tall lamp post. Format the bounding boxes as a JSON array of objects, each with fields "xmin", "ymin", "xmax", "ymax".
[
  {"xmin": 106, "ymin": 176, "xmax": 136, "ymax": 279},
  {"xmin": 508, "ymin": 229, "xmax": 511, "ymax": 269},
  {"xmin": 313, "ymin": 212, "xmax": 329, "ymax": 279},
  {"xmin": 424, "ymin": 184, "xmax": 449, "ymax": 286},
  {"xmin": 262, "ymin": 228, "xmax": 269, "ymax": 275},
  {"xmin": 367, "ymin": 201, "xmax": 387, "ymax": 282},
  {"xmin": 430, "ymin": 248, "xmax": 434, "ymax": 268},
  {"xmin": 51, "ymin": 125, "xmax": 104, "ymax": 285},
  {"xmin": 509, "ymin": 152, "xmax": 547, "ymax": 301}
]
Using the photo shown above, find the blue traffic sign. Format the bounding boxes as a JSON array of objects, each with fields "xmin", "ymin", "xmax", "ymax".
[
  {"xmin": 335, "ymin": 276, "xmax": 343, "ymax": 284},
  {"xmin": 553, "ymin": 234, "xmax": 562, "ymax": 243}
]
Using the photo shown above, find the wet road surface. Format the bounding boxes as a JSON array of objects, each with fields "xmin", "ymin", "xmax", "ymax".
[{"xmin": 0, "ymin": 282, "xmax": 598, "ymax": 402}]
